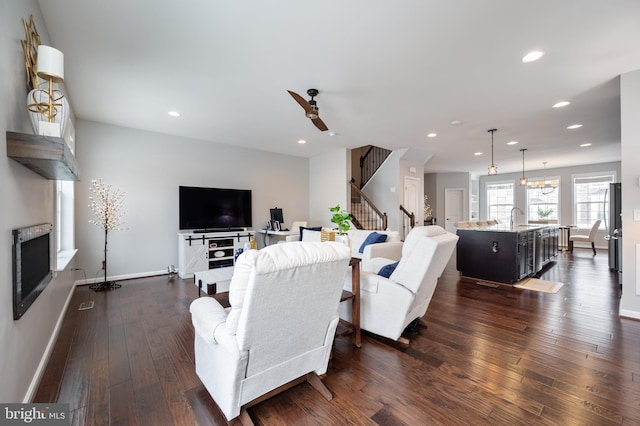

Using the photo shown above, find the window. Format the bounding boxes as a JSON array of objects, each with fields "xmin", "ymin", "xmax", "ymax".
[
  {"xmin": 55, "ymin": 180, "xmax": 75, "ymax": 253},
  {"xmin": 487, "ymin": 181, "xmax": 514, "ymax": 224},
  {"xmin": 527, "ymin": 178, "xmax": 560, "ymax": 222},
  {"xmin": 573, "ymin": 173, "xmax": 615, "ymax": 230}
]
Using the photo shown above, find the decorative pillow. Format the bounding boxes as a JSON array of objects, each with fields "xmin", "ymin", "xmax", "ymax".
[
  {"xmin": 359, "ymin": 231, "xmax": 388, "ymax": 253},
  {"xmin": 301, "ymin": 229, "xmax": 322, "ymax": 242},
  {"xmin": 299, "ymin": 226, "xmax": 322, "ymax": 241},
  {"xmin": 378, "ymin": 261, "xmax": 399, "ymax": 278}
]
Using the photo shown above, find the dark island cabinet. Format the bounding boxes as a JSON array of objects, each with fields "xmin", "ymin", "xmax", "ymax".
[{"xmin": 456, "ymin": 225, "xmax": 558, "ymax": 284}]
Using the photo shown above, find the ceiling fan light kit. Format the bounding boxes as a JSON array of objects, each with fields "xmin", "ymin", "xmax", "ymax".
[
  {"xmin": 287, "ymin": 88, "xmax": 329, "ymax": 131},
  {"xmin": 487, "ymin": 128, "xmax": 498, "ymax": 175}
]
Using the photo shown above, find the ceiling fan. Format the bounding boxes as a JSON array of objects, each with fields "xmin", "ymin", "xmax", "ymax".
[{"xmin": 287, "ymin": 88, "xmax": 329, "ymax": 131}]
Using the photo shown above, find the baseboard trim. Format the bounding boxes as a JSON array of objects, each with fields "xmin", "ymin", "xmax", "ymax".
[
  {"xmin": 619, "ymin": 309, "xmax": 640, "ymax": 321},
  {"xmin": 23, "ymin": 283, "xmax": 76, "ymax": 403},
  {"xmin": 74, "ymin": 270, "xmax": 169, "ymax": 286}
]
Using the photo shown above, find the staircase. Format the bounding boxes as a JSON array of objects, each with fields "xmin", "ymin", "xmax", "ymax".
[
  {"xmin": 348, "ymin": 145, "xmax": 392, "ymax": 230},
  {"xmin": 359, "ymin": 145, "xmax": 392, "ymax": 188},
  {"xmin": 349, "ymin": 179, "xmax": 387, "ymax": 230}
]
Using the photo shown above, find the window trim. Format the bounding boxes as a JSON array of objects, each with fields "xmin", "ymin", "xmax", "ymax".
[
  {"xmin": 486, "ymin": 179, "xmax": 515, "ymax": 224},
  {"xmin": 571, "ymin": 171, "xmax": 616, "ymax": 230}
]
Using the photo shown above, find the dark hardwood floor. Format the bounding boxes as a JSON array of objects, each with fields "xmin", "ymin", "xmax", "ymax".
[{"xmin": 34, "ymin": 248, "xmax": 640, "ymax": 425}]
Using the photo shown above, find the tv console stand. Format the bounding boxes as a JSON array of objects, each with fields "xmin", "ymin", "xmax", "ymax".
[
  {"xmin": 194, "ymin": 228, "xmax": 246, "ymax": 234},
  {"xmin": 177, "ymin": 230, "xmax": 254, "ymax": 279}
]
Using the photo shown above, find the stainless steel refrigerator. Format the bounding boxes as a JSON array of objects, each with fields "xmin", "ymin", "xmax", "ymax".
[{"xmin": 605, "ymin": 182, "xmax": 622, "ymax": 284}]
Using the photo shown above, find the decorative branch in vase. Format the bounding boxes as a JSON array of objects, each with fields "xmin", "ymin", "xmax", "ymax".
[
  {"xmin": 88, "ymin": 179, "xmax": 127, "ymax": 291},
  {"xmin": 424, "ymin": 194, "xmax": 433, "ymax": 224}
]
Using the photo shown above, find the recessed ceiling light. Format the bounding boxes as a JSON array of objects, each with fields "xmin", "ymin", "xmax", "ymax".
[
  {"xmin": 168, "ymin": 111, "xmax": 181, "ymax": 117},
  {"xmin": 298, "ymin": 139, "xmax": 306, "ymax": 144},
  {"xmin": 427, "ymin": 133, "xmax": 437, "ymax": 138},
  {"xmin": 474, "ymin": 152, "xmax": 483, "ymax": 156},
  {"xmin": 580, "ymin": 143, "xmax": 592, "ymax": 147},
  {"xmin": 567, "ymin": 124, "xmax": 583, "ymax": 129},
  {"xmin": 522, "ymin": 50, "xmax": 545, "ymax": 63},
  {"xmin": 553, "ymin": 101, "xmax": 570, "ymax": 108},
  {"xmin": 329, "ymin": 132, "xmax": 337, "ymax": 137},
  {"xmin": 507, "ymin": 141, "xmax": 518, "ymax": 145},
  {"xmin": 450, "ymin": 120, "xmax": 462, "ymax": 126}
]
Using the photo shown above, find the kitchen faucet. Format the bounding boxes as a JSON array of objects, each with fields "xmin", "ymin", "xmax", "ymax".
[{"xmin": 510, "ymin": 206, "xmax": 524, "ymax": 229}]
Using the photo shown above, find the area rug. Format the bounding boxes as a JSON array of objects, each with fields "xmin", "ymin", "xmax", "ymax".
[{"xmin": 513, "ymin": 278, "xmax": 564, "ymax": 293}]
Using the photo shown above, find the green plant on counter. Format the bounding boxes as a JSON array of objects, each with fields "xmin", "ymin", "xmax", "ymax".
[
  {"xmin": 537, "ymin": 207, "xmax": 554, "ymax": 218},
  {"xmin": 329, "ymin": 204, "xmax": 351, "ymax": 235}
]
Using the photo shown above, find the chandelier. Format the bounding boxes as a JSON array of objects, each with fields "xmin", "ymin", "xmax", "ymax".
[{"xmin": 527, "ymin": 161, "xmax": 558, "ymax": 194}]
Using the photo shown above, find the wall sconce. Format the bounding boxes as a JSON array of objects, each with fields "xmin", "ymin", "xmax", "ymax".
[{"xmin": 27, "ymin": 45, "xmax": 69, "ymax": 138}]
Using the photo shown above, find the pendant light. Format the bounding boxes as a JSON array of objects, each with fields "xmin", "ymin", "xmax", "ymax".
[
  {"xmin": 487, "ymin": 128, "xmax": 498, "ymax": 175},
  {"xmin": 519, "ymin": 148, "xmax": 527, "ymax": 186}
]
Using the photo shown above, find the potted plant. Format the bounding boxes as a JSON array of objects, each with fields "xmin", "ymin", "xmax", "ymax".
[
  {"xmin": 330, "ymin": 204, "xmax": 351, "ymax": 244},
  {"xmin": 537, "ymin": 207, "xmax": 553, "ymax": 221}
]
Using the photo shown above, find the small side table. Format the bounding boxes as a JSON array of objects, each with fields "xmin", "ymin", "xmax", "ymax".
[
  {"xmin": 194, "ymin": 267, "xmax": 234, "ymax": 296},
  {"xmin": 338, "ymin": 257, "xmax": 361, "ymax": 348}
]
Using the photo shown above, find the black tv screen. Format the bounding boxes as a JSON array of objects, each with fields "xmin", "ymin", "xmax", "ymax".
[{"xmin": 179, "ymin": 186, "xmax": 252, "ymax": 231}]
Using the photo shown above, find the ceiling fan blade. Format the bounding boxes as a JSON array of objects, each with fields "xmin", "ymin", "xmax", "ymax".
[
  {"xmin": 311, "ymin": 117, "xmax": 329, "ymax": 131},
  {"xmin": 287, "ymin": 90, "xmax": 313, "ymax": 114}
]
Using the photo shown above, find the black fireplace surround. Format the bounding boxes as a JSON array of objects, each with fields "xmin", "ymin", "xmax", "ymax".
[{"xmin": 12, "ymin": 223, "xmax": 53, "ymax": 320}]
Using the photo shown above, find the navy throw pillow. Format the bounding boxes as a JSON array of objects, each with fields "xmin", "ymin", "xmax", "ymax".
[
  {"xmin": 378, "ymin": 261, "xmax": 399, "ymax": 278},
  {"xmin": 358, "ymin": 231, "xmax": 388, "ymax": 253},
  {"xmin": 299, "ymin": 226, "xmax": 322, "ymax": 241}
]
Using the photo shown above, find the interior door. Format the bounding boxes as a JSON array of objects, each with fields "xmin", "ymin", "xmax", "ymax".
[
  {"xmin": 444, "ymin": 188, "xmax": 465, "ymax": 233},
  {"xmin": 404, "ymin": 176, "xmax": 420, "ymax": 238}
]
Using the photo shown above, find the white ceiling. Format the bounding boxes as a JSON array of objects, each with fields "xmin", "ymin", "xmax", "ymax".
[{"xmin": 38, "ymin": 0, "xmax": 640, "ymax": 176}]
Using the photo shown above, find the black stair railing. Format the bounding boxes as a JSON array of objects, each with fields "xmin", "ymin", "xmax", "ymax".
[
  {"xmin": 349, "ymin": 179, "xmax": 387, "ymax": 230},
  {"xmin": 360, "ymin": 146, "xmax": 392, "ymax": 188}
]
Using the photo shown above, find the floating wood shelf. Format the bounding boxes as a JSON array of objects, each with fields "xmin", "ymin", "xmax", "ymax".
[{"xmin": 6, "ymin": 131, "xmax": 80, "ymax": 181}]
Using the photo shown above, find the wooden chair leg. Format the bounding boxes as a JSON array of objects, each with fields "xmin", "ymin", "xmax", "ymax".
[
  {"xmin": 396, "ymin": 336, "xmax": 411, "ymax": 347},
  {"xmin": 591, "ymin": 242, "xmax": 597, "ymax": 255},
  {"xmin": 306, "ymin": 373, "xmax": 332, "ymax": 401},
  {"xmin": 239, "ymin": 408, "xmax": 254, "ymax": 426},
  {"xmin": 569, "ymin": 240, "xmax": 573, "ymax": 252}
]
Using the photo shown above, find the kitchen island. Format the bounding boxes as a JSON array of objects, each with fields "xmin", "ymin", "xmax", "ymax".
[{"xmin": 456, "ymin": 224, "xmax": 559, "ymax": 284}]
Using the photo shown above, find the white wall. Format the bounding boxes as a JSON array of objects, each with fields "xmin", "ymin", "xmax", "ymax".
[
  {"xmin": 433, "ymin": 172, "xmax": 472, "ymax": 228},
  {"xmin": 309, "ymin": 148, "xmax": 349, "ymax": 227},
  {"xmin": 74, "ymin": 120, "xmax": 310, "ymax": 278},
  {"xmin": 1, "ymin": 1, "xmax": 77, "ymax": 402},
  {"xmin": 620, "ymin": 70, "xmax": 640, "ymax": 318}
]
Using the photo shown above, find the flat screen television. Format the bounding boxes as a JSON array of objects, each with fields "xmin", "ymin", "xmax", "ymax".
[{"xmin": 179, "ymin": 186, "xmax": 252, "ymax": 232}]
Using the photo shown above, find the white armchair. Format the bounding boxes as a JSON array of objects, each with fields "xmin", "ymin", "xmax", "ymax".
[
  {"xmin": 190, "ymin": 241, "xmax": 351, "ymax": 422},
  {"xmin": 339, "ymin": 226, "xmax": 458, "ymax": 344}
]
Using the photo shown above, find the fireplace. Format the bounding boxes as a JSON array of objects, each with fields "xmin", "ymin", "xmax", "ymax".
[{"xmin": 12, "ymin": 223, "xmax": 53, "ymax": 320}]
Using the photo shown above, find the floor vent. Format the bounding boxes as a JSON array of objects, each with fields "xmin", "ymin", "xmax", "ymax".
[
  {"xmin": 78, "ymin": 301, "xmax": 95, "ymax": 311},
  {"xmin": 475, "ymin": 281, "xmax": 500, "ymax": 288}
]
